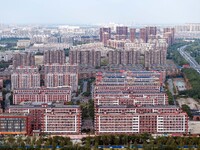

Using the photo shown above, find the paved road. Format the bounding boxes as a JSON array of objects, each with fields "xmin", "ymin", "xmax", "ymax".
[
  {"xmin": 72, "ymin": 81, "xmax": 88, "ymax": 103},
  {"xmin": 5, "ymin": 93, "xmax": 11, "ymax": 108},
  {"xmin": 167, "ymin": 79, "xmax": 177, "ymax": 105},
  {"xmin": 178, "ymin": 45, "xmax": 200, "ymax": 73},
  {"xmin": 82, "ymin": 81, "xmax": 88, "ymax": 93}
]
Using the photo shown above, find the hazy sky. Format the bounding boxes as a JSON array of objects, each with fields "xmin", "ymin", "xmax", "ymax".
[{"xmin": 0, "ymin": 0, "xmax": 199, "ymax": 25}]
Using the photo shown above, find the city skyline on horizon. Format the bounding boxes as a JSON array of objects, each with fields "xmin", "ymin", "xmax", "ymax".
[{"xmin": 0, "ymin": 0, "xmax": 199, "ymax": 25}]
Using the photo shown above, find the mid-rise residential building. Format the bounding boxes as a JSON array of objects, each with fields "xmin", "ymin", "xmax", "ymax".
[
  {"xmin": 95, "ymin": 105, "xmax": 188, "ymax": 134},
  {"xmin": 6, "ymin": 103, "xmax": 81, "ymax": 135},
  {"xmin": 13, "ymin": 87, "xmax": 71, "ymax": 104}
]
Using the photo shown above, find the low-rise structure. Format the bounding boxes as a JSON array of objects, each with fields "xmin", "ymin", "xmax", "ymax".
[
  {"xmin": 95, "ymin": 105, "xmax": 188, "ymax": 134},
  {"xmin": 13, "ymin": 87, "xmax": 71, "ymax": 104},
  {"xmin": 94, "ymin": 93, "xmax": 168, "ymax": 106},
  {"xmin": 0, "ymin": 113, "xmax": 30, "ymax": 135},
  {"xmin": 17, "ymin": 40, "xmax": 31, "ymax": 48},
  {"xmin": 6, "ymin": 103, "xmax": 81, "ymax": 135},
  {"xmin": 94, "ymin": 71, "xmax": 163, "ymax": 94}
]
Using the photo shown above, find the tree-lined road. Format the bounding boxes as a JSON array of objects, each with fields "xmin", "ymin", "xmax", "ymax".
[{"xmin": 178, "ymin": 45, "xmax": 200, "ymax": 73}]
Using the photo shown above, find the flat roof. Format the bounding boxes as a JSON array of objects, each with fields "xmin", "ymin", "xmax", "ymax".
[
  {"xmin": 98, "ymin": 105, "xmax": 179, "ymax": 109},
  {"xmin": 8, "ymin": 103, "xmax": 80, "ymax": 109}
]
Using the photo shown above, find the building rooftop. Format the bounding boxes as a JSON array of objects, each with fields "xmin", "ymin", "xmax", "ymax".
[
  {"xmin": 97, "ymin": 105, "xmax": 179, "ymax": 109},
  {"xmin": 8, "ymin": 102, "xmax": 80, "ymax": 109},
  {"xmin": 0, "ymin": 113, "xmax": 28, "ymax": 117}
]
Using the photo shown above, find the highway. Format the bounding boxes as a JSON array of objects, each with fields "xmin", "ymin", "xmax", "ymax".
[{"xmin": 178, "ymin": 45, "xmax": 200, "ymax": 73}]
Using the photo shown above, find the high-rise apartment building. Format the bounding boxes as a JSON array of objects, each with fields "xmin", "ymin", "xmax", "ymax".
[
  {"xmin": 43, "ymin": 63, "xmax": 78, "ymax": 92},
  {"xmin": 108, "ymin": 49, "xmax": 141, "ymax": 65},
  {"xmin": 130, "ymin": 28, "xmax": 136, "ymax": 42},
  {"xmin": 146, "ymin": 26, "xmax": 157, "ymax": 36},
  {"xmin": 100, "ymin": 27, "xmax": 111, "ymax": 46},
  {"xmin": 13, "ymin": 52, "xmax": 35, "ymax": 69},
  {"xmin": 11, "ymin": 66, "xmax": 40, "ymax": 90},
  {"xmin": 43, "ymin": 63, "xmax": 78, "ymax": 74},
  {"xmin": 100, "ymin": 27, "xmax": 111, "ymax": 42},
  {"xmin": 140, "ymin": 28, "xmax": 148, "ymax": 43},
  {"xmin": 163, "ymin": 28, "xmax": 175, "ymax": 45},
  {"xmin": 144, "ymin": 49, "xmax": 167, "ymax": 68},
  {"xmin": 140, "ymin": 27, "xmax": 157, "ymax": 43},
  {"xmin": 43, "ymin": 49, "xmax": 66, "ymax": 64},
  {"xmin": 116, "ymin": 26, "xmax": 128, "ymax": 39},
  {"xmin": 45, "ymin": 73, "xmax": 78, "ymax": 92},
  {"xmin": 108, "ymin": 39, "xmax": 167, "ymax": 67},
  {"xmin": 69, "ymin": 43, "xmax": 102, "ymax": 67}
]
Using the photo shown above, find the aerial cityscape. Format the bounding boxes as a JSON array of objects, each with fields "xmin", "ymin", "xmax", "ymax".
[{"xmin": 0, "ymin": 0, "xmax": 200, "ymax": 149}]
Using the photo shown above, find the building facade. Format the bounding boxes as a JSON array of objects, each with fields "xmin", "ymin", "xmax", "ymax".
[
  {"xmin": 95, "ymin": 105, "xmax": 188, "ymax": 134},
  {"xmin": 130, "ymin": 28, "xmax": 136, "ymax": 42},
  {"xmin": 11, "ymin": 66, "xmax": 40, "ymax": 90},
  {"xmin": 0, "ymin": 114, "xmax": 30, "ymax": 135},
  {"xmin": 116, "ymin": 26, "xmax": 128, "ymax": 39},
  {"xmin": 43, "ymin": 63, "xmax": 78, "ymax": 92},
  {"xmin": 69, "ymin": 43, "xmax": 102, "ymax": 67},
  {"xmin": 43, "ymin": 49, "xmax": 66, "ymax": 64},
  {"xmin": 6, "ymin": 103, "xmax": 81, "ymax": 135},
  {"xmin": 94, "ymin": 93, "xmax": 168, "ymax": 106},
  {"xmin": 45, "ymin": 73, "xmax": 78, "ymax": 92},
  {"xmin": 13, "ymin": 52, "xmax": 35, "ymax": 69},
  {"xmin": 13, "ymin": 87, "xmax": 71, "ymax": 104},
  {"xmin": 94, "ymin": 71, "xmax": 163, "ymax": 95}
]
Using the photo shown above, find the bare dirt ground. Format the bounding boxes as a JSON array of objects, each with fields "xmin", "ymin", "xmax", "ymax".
[
  {"xmin": 189, "ymin": 121, "xmax": 200, "ymax": 134},
  {"xmin": 177, "ymin": 98, "xmax": 200, "ymax": 110},
  {"xmin": 35, "ymin": 55, "xmax": 43, "ymax": 65}
]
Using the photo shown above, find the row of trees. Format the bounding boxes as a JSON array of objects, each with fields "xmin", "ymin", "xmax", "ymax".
[
  {"xmin": 82, "ymin": 134, "xmax": 200, "ymax": 150},
  {"xmin": 2, "ymin": 134, "xmax": 200, "ymax": 150},
  {"xmin": 184, "ymin": 42, "xmax": 200, "ymax": 64},
  {"xmin": 81, "ymin": 99, "xmax": 94, "ymax": 122},
  {"xmin": 167, "ymin": 42, "xmax": 189, "ymax": 66},
  {"xmin": 0, "ymin": 136, "xmax": 73, "ymax": 150},
  {"xmin": 180, "ymin": 68, "xmax": 200, "ymax": 99}
]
